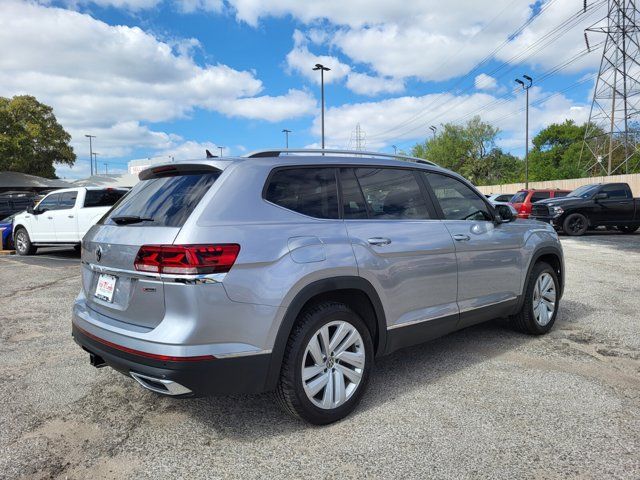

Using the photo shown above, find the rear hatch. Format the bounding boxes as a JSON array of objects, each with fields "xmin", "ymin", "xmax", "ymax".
[{"xmin": 81, "ymin": 163, "xmax": 221, "ymax": 330}]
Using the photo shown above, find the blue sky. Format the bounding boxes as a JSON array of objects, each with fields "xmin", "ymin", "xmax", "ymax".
[{"xmin": 0, "ymin": 0, "xmax": 607, "ymax": 178}]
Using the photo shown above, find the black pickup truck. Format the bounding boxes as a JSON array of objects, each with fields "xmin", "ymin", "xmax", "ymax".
[{"xmin": 530, "ymin": 182, "xmax": 639, "ymax": 236}]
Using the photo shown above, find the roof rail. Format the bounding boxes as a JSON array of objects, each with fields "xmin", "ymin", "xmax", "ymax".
[{"xmin": 245, "ymin": 148, "xmax": 439, "ymax": 167}]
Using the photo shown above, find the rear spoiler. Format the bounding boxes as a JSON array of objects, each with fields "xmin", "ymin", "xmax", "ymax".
[{"xmin": 139, "ymin": 163, "xmax": 220, "ymax": 181}]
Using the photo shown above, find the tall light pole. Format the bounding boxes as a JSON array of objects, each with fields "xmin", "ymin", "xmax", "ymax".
[
  {"xmin": 313, "ymin": 63, "xmax": 331, "ymax": 150},
  {"xmin": 282, "ymin": 129, "xmax": 291, "ymax": 149},
  {"xmin": 104, "ymin": 162, "xmax": 108, "ymax": 175},
  {"xmin": 515, "ymin": 74, "xmax": 533, "ymax": 189},
  {"xmin": 92, "ymin": 152, "xmax": 99, "ymax": 173},
  {"xmin": 85, "ymin": 134, "xmax": 96, "ymax": 176},
  {"xmin": 429, "ymin": 125, "xmax": 437, "ymax": 140},
  {"xmin": 218, "ymin": 146, "xmax": 225, "ymax": 158},
  {"xmin": 392, "ymin": 145, "xmax": 397, "ymax": 154}
]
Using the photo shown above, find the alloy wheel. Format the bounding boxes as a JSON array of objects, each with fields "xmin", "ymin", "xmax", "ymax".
[
  {"xmin": 15, "ymin": 232, "xmax": 27, "ymax": 253},
  {"xmin": 301, "ymin": 320, "xmax": 365, "ymax": 410},
  {"xmin": 532, "ymin": 272, "xmax": 556, "ymax": 326}
]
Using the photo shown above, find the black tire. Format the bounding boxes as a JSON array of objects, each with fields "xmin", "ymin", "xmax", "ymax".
[
  {"xmin": 275, "ymin": 301, "xmax": 373, "ymax": 425},
  {"xmin": 510, "ymin": 262, "xmax": 560, "ymax": 335},
  {"xmin": 14, "ymin": 228, "xmax": 36, "ymax": 256},
  {"xmin": 617, "ymin": 225, "xmax": 639, "ymax": 234},
  {"xmin": 73, "ymin": 243, "xmax": 81, "ymax": 252},
  {"xmin": 563, "ymin": 213, "xmax": 588, "ymax": 236}
]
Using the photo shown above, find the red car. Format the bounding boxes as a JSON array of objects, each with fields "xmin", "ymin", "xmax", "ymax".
[{"xmin": 511, "ymin": 189, "xmax": 571, "ymax": 219}]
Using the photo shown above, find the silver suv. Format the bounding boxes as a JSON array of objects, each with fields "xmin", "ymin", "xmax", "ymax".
[{"xmin": 72, "ymin": 149, "xmax": 564, "ymax": 424}]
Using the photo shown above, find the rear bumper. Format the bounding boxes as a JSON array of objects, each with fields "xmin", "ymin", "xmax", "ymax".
[{"xmin": 72, "ymin": 324, "xmax": 272, "ymax": 395}]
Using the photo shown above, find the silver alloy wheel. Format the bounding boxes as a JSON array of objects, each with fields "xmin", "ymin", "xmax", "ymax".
[
  {"xmin": 15, "ymin": 231, "xmax": 27, "ymax": 253},
  {"xmin": 301, "ymin": 320, "xmax": 365, "ymax": 410},
  {"xmin": 532, "ymin": 272, "xmax": 556, "ymax": 326}
]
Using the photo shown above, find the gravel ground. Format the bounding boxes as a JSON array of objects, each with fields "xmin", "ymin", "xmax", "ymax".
[{"xmin": 0, "ymin": 234, "xmax": 638, "ymax": 479}]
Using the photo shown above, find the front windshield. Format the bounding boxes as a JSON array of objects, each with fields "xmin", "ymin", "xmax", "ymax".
[{"xmin": 567, "ymin": 184, "xmax": 600, "ymax": 199}]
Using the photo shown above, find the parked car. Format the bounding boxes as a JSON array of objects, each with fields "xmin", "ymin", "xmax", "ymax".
[
  {"xmin": 510, "ymin": 188, "xmax": 571, "ymax": 219},
  {"xmin": 0, "ymin": 213, "xmax": 16, "ymax": 249},
  {"xmin": 530, "ymin": 182, "xmax": 639, "ymax": 236},
  {"xmin": 72, "ymin": 149, "xmax": 564, "ymax": 424},
  {"xmin": 485, "ymin": 193, "xmax": 515, "ymax": 203},
  {"xmin": 0, "ymin": 191, "xmax": 39, "ymax": 218},
  {"xmin": 12, "ymin": 187, "xmax": 128, "ymax": 255}
]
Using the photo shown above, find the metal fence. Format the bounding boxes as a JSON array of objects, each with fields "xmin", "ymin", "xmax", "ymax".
[{"xmin": 476, "ymin": 173, "xmax": 640, "ymax": 196}]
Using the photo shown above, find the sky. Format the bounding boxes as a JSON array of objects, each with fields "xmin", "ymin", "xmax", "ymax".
[{"xmin": 0, "ymin": 0, "xmax": 608, "ymax": 178}]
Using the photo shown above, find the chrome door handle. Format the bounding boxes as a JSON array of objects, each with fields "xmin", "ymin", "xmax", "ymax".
[
  {"xmin": 367, "ymin": 237, "xmax": 392, "ymax": 246},
  {"xmin": 453, "ymin": 234, "xmax": 470, "ymax": 241}
]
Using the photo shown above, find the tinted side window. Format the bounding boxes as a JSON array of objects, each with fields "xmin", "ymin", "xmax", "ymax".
[
  {"xmin": 601, "ymin": 184, "xmax": 630, "ymax": 199},
  {"xmin": 84, "ymin": 189, "xmax": 127, "ymax": 207},
  {"xmin": 38, "ymin": 194, "xmax": 60, "ymax": 211},
  {"xmin": 423, "ymin": 173, "xmax": 492, "ymax": 221},
  {"xmin": 553, "ymin": 191, "xmax": 568, "ymax": 198},
  {"xmin": 58, "ymin": 191, "xmax": 78, "ymax": 209},
  {"xmin": 266, "ymin": 168, "xmax": 338, "ymax": 219},
  {"xmin": 339, "ymin": 168, "xmax": 368, "ymax": 219},
  {"xmin": 104, "ymin": 172, "xmax": 219, "ymax": 227},
  {"xmin": 531, "ymin": 192, "xmax": 551, "ymax": 202},
  {"xmin": 496, "ymin": 194, "xmax": 512, "ymax": 202},
  {"xmin": 354, "ymin": 168, "xmax": 431, "ymax": 220}
]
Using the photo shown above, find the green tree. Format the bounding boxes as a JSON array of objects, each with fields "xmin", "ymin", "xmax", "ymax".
[
  {"xmin": 527, "ymin": 120, "xmax": 588, "ymax": 181},
  {"xmin": 411, "ymin": 116, "xmax": 522, "ymax": 185},
  {"xmin": 0, "ymin": 95, "xmax": 75, "ymax": 178}
]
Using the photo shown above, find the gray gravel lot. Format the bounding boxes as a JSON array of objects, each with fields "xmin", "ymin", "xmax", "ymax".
[{"xmin": 0, "ymin": 234, "xmax": 638, "ymax": 479}]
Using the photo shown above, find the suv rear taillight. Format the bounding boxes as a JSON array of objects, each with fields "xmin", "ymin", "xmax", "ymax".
[{"xmin": 134, "ymin": 244, "xmax": 240, "ymax": 275}]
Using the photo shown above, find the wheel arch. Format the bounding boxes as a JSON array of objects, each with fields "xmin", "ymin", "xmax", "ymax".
[
  {"xmin": 516, "ymin": 246, "xmax": 564, "ymax": 312},
  {"xmin": 263, "ymin": 276, "xmax": 387, "ymax": 391},
  {"xmin": 12, "ymin": 223, "xmax": 28, "ymax": 240}
]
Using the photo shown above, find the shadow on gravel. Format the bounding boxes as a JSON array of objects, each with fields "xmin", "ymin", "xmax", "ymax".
[
  {"xmin": 560, "ymin": 229, "xmax": 640, "ymax": 252},
  {"xmin": 179, "ymin": 318, "xmax": 556, "ymax": 438}
]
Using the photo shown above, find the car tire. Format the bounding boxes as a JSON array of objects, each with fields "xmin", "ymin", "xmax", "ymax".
[
  {"xmin": 275, "ymin": 301, "xmax": 373, "ymax": 425},
  {"xmin": 617, "ymin": 225, "xmax": 639, "ymax": 234},
  {"xmin": 510, "ymin": 262, "xmax": 560, "ymax": 335},
  {"xmin": 563, "ymin": 213, "xmax": 588, "ymax": 236},
  {"xmin": 14, "ymin": 228, "xmax": 36, "ymax": 256}
]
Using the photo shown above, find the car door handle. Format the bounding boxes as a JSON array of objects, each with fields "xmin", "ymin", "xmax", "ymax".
[
  {"xmin": 47, "ymin": 216, "xmax": 53, "ymax": 220},
  {"xmin": 68, "ymin": 215, "xmax": 74, "ymax": 218},
  {"xmin": 367, "ymin": 237, "xmax": 392, "ymax": 246},
  {"xmin": 453, "ymin": 234, "xmax": 470, "ymax": 241}
]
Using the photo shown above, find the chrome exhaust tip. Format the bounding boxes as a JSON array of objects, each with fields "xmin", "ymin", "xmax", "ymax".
[{"xmin": 130, "ymin": 372, "xmax": 192, "ymax": 396}]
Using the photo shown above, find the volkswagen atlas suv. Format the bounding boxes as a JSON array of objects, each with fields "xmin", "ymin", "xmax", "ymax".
[{"xmin": 72, "ymin": 149, "xmax": 564, "ymax": 424}]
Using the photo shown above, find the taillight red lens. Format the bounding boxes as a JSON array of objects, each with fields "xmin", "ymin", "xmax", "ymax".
[{"xmin": 134, "ymin": 244, "xmax": 240, "ymax": 275}]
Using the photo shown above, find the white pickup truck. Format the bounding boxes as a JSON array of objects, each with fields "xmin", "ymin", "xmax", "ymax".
[{"xmin": 13, "ymin": 187, "xmax": 127, "ymax": 255}]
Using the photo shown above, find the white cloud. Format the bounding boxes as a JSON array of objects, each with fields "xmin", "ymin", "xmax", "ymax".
[
  {"xmin": 474, "ymin": 73, "xmax": 498, "ymax": 91},
  {"xmin": 218, "ymin": 89, "xmax": 316, "ymax": 122},
  {"xmin": 174, "ymin": 0, "xmax": 223, "ymax": 13},
  {"xmin": 346, "ymin": 72, "xmax": 404, "ymax": 96},
  {"xmin": 285, "ymin": 31, "xmax": 351, "ymax": 84},
  {"xmin": 0, "ymin": 1, "xmax": 315, "ymax": 159},
  {"xmin": 313, "ymin": 88, "xmax": 590, "ymax": 152}
]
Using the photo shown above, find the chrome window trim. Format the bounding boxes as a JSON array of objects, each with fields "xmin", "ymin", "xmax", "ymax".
[{"xmin": 83, "ymin": 261, "xmax": 227, "ymax": 284}]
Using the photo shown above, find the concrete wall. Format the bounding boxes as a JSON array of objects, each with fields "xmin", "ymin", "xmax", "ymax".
[{"xmin": 476, "ymin": 173, "xmax": 640, "ymax": 197}]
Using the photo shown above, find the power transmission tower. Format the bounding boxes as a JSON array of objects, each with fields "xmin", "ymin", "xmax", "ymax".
[
  {"xmin": 348, "ymin": 123, "xmax": 367, "ymax": 151},
  {"xmin": 580, "ymin": 0, "xmax": 640, "ymax": 176}
]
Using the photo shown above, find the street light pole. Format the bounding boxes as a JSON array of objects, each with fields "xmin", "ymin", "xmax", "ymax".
[
  {"xmin": 313, "ymin": 63, "xmax": 331, "ymax": 150},
  {"xmin": 392, "ymin": 145, "xmax": 397, "ymax": 154},
  {"xmin": 218, "ymin": 146, "xmax": 224, "ymax": 158},
  {"xmin": 515, "ymin": 75, "xmax": 533, "ymax": 189},
  {"xmin": 282, "ymin": 129, "xmax": 291, "ymax": 149},
  {"xmin": 85, "ymin": 134, "xmax": 96, "ymax": 176},
  {"xmin": 92, "ymin": 152, "xmax": 99, "ymax": 172},
  {"xmin": 429, "ymin": 125, "xmax": 437, "ymax": 140}
]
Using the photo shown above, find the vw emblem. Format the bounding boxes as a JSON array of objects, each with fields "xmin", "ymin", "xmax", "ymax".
[{"xmin": 95, "ymin": 246, "xmax": 102, "ymax": 262}]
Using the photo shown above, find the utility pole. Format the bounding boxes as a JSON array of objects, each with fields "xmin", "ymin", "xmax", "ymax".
[
  {"xmin": 580, "ymin": 0, "xmax": 640, "ymax": 175},
  {"xmin": 515, "ymin": 75, "xmax": 533, "ymax": 189},
  {"xmin": 313, "ymin": 63, "xmax": 331, "ymax": 150},
  {"xmin": 282, "ymin": 129, "xmax": 291, "ymax": 149},
  {"xmin": 85, "ymin": 134, "xmax": 96, "ymax": 176}
]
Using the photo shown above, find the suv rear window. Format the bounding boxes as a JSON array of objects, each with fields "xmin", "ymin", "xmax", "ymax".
[
  {"xmin": 103, "ymin": 172, "xmax": 219, "ymax": 227},
  {"xmin": 84, "ymin": 189, "xmax": 127, "ymax": 208},
  {"xmin": 265, "ymin": 168, "xmax": 339, "ymax": 219},
  {"xmin": 511, "ymin": 192, "xmax": 527, "ymax": 203}
]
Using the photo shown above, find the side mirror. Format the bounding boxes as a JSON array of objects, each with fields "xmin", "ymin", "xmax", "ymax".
[
  {"xmin": 594, "ymin": 192, "xmax": 608, "ymax": 200},
  {"xmin": 27, "ymin": 206, "xmax": 36, "ymax": 215},
  {"xmin": 494, "ymin": 204, "xmax": 515, "ymax": 223}
]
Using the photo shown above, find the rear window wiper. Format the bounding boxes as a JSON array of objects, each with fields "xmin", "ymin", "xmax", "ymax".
[{"xmin": 111, "ymin": 215, "xmax": 155, "ymax": 225}]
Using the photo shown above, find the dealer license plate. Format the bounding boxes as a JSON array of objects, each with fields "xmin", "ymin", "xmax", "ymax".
[{"xmin": 95, "ymin": 274, "xmax": 117, "ymax": 302}]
